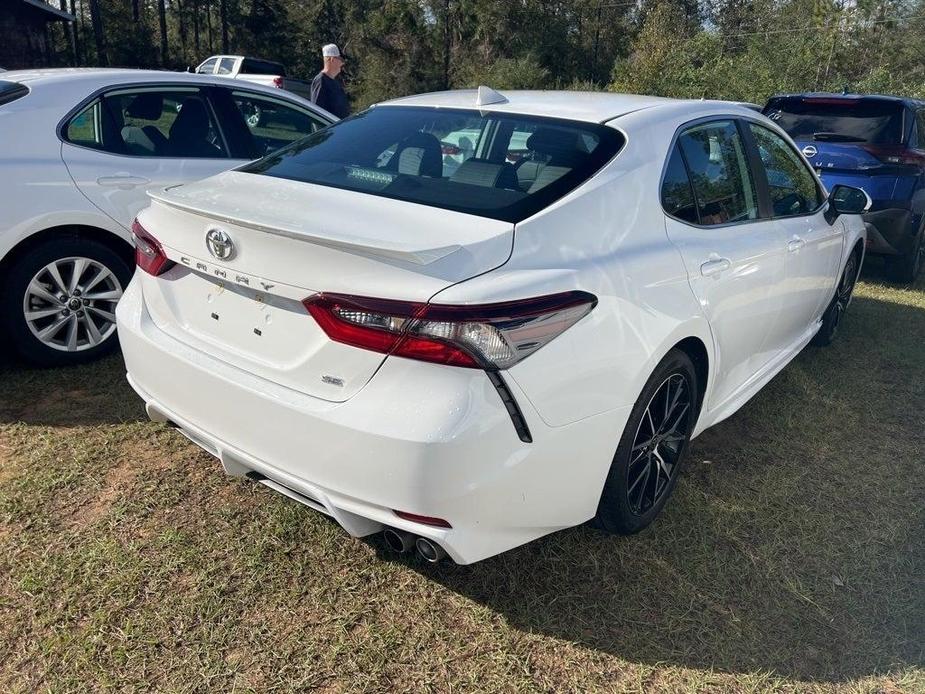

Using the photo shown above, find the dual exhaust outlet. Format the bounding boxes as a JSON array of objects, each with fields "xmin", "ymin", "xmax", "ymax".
[{"xmin": 382, "ymin": 527, "xmax": 447, "ymax": 563}]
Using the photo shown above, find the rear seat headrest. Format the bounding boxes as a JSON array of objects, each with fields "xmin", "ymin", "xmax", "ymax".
[
  {"xmin": 526, "ymin": 128, "xmax": 583, "ymax": 164},
  {"xmin": 124, "ymin": 92, "xmax": 164, "ymax": 120}
]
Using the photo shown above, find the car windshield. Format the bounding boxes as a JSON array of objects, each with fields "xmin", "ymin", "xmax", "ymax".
[
  {"xmin": 242, "ymin": 106, "xmax": 624, "ymax": 223},
  {"xmin": 764, "ymin": 97, "xmax": 905, "ymax": 144}
]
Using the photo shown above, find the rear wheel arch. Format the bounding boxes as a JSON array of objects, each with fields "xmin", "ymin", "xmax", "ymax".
[
  {"xmin": 0, "ymin": 224, "xmax": 134, "ymax": 277},
  {"xmin": 672, "ymin": 336, "xmax": 709, "ymax": 418},
  {"xmin": 0, "ymin": 225, "xmax": 135, "ymax": 365}
]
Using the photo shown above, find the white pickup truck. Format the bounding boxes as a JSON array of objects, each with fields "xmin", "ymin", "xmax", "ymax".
[{"xmin": 194, "ymin": 55, "xmax": 313, "ymax": 101}]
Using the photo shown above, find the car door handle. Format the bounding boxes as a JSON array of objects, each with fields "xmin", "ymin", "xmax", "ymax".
[
  {"xmin": 787, "ymin": 236, "xmax": 806, "ymax": 253},
  {"xmin": 700, "ymin": 257, "xmax": 731, "ymax": 277},
  {"xmin": 96, "ymin": 174, "xmax": 150, "ymax": 189}
]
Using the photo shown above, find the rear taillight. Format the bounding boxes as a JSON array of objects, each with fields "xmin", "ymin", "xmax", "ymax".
[
  {"xmin": 272, "ymin": 76, "xmax": 284, "ymax": 88},
  {"xmin": 303, "ymin": 291, "xmax": 597, "ymax": 370},
  {"xmin": 132, "ymin": 218, "xmax": 173, "ymax": 276},
  {"xmin": 441, "ymin": 143, "xmax": 461, "ymax": 155},
  {"xmin": 861, "ymin": 144, "xmax": 925, "ymax": 167}
]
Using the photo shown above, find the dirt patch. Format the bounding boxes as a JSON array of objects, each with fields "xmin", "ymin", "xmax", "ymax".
[
  {"xmin": 66, "ymin": 456, "xmax": 138, "ymax": 529},
  {"xmin": 65, "ymin": 438, "xmax": 178, "ymax": 530}
]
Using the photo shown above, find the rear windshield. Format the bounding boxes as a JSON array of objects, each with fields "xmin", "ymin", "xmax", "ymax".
[
  {"xmin": 242, "ymin": 106, "xmax": 624, "ymax": 223},
  {"xmin": 764, "ymin": 97, "xmax": 905, "ymax": 144},
  {"xmin": 0, "ymin": 81, "xmax": 28, "ymax": 106},
  {"xmin": 240, "ymin": 58, "xmax": 286, "ymax": 76}
]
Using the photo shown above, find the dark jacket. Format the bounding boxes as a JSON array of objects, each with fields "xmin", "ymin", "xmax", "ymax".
[{"xmin": 310, "ymin": 72, "xmax": 349, "ymax": 119}]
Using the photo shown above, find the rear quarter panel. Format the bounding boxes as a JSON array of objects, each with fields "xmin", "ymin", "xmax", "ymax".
[
  {"xmin": 432, "ymin": 108, "xmax": 714, "ymax": 430},
  {"xmin": 0, "ymin": 88, "xmax": 129, "ymax": 262}
]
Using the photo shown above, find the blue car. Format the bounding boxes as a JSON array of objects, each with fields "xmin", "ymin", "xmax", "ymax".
[{"xmin": 764, "ymin": 93, "xmax": 925, "ymax": 282}]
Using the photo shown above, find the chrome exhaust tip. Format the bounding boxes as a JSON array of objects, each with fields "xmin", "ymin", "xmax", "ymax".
[
  {"xmin": 415, "ymin": 537, "xmax": 447, "ymax": 563},
  {"xmin": 383, "ymin": 527, "xmax": 415, "ymax": 553}
]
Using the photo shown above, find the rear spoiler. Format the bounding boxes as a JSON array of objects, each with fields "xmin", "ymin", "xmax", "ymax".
[{"xmin": 148, "ymin": 186, "xmax": 462, "ymax": 265}]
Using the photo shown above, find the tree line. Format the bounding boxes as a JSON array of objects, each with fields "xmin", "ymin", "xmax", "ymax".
[{"xmin": 48, "ymin": 0, "xmax": 925, "ymax": 109}]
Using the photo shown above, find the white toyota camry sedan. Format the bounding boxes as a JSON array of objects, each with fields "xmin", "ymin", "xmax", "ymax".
[
  {"xmin": 117, "ymin": 88, "xmax": 868, "ymax": 564},
  {"xmin": 0, "ymin": 69, "xmax": 334, "ymax": 366}
]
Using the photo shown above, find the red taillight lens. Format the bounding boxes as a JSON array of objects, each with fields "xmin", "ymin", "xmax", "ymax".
[
  {"xmin": 861, "ymin": 144, "xmax": 925, "ymax": 167},
  {"xmin": 272, "ymin": 76, "xmax": 284, "ymax": 88},
  {"xmin": 131, "ymin": 218, "xmax": 173, "ymax": 276},
  {"xmin": 441, "ymin": 143, "xmax": 461, "ymax": 155},
  {"xmin": 303, "ymin": 291, "xmax": 597, "ymax": 370},
  {"xmin": 393, "ymin": 510, "xmax": 452, "ymax": 528}
]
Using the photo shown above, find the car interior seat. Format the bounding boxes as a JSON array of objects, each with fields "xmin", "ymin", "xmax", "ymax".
[
  {"xmin": 120, "ymin": 93, "xmax": 168, "ymax": 156},
  {"xmin": 449, "ymin": 158, "xmax": 519, "ymax": 190},
  {"xmin": 516, "ymin": 128, "xmax": 586, "ymax": 193},
  {"xmin": 166, "ymin": 97, "xmax": 223, "ymax": 158},
  {"xmin": 391, "ymin": 132, "xmax": 443, "ymax": 177}
]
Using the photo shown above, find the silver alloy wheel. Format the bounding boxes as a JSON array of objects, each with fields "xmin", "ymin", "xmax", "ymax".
[{"xmin": 22, "ymin": 256, "xmax": 124, "ymax": 352}]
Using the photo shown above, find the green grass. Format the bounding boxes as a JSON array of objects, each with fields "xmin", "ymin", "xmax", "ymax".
[{"xmin": 0, "ymin": 261, "xmax": 922, "ymax": 692}]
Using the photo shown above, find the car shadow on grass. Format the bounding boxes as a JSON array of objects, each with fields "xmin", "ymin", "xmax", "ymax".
[
  {"xmin": 0, "ymin": 353, "xmax": 146, "ymax": 426},
  {"xmin": 382, "ymin": 286, "xmax": 925, "ymax": 683}
]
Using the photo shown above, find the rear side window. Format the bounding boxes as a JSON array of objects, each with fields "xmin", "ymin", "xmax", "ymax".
[
  {"xmin": 677, "ymin": 120, "xmax": 759, "ymax": 226},
  {"xmin": 748, "ymin": 123, "xmax": 824, "ymax": 217},
  {"xmin": 765, "ymin": 97, "xmax": 905, "ymax": 145},
  {"xmin": 240, "ymin": 58, "xmax": 286, "ymax": 76},
  {"xmin": 0, "ymin": 80, "xmax": 28, "ymax": 106},
  {"xmin": 661, "ymin": 145, "xmax": 698, "ymax": 224},
  {"xmin": 242, "ymin": 106, "xmax": 624, "ymax": 223},
  {"xmin": 65, "ymin": 100, "xmax": 109, "ymax": 150}
]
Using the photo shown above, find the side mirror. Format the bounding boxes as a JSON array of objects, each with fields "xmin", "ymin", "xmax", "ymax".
[{"xmin": 825, "ymin": 184, "xmax": 871, "ymax": 223}]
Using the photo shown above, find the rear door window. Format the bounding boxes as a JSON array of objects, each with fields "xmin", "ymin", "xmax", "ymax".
[
  {"xmin": 100, "ymin": 88, "xmax": 228, "ymax": 158},
  {"xmin": 748, "ymin": 123, "xmax": 825, "ymax": 217},
  {"xmin": 243, "ymin": 106, "xmax": 624, "ymax": 223},
  {"xmin": 217, "ymin": 57, "xmax": 236, "ymax": 75},
  {"xmin": 765, "ymin": 97, "xmax": 905, "ymax": 145},
  {"xmin": 677, "ymin": 120, "xmax": 759, "ymax": 226}
]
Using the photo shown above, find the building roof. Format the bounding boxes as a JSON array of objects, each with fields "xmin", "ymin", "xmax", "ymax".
[
  {"xmin": 20, "ymin": 0, "xmax": 75, "ymax": 22},
  {"xmin": 379, "ymin": 88, "xmax": 679, "ymax": 123}
]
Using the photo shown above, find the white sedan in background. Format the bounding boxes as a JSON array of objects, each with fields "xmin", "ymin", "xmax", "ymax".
[
  {"xmin": 117, "ymin": 88, "xmax": 868, "ymax": 564},
  {"xmin": 0, "ymin": 68, "xmax": 334, "ymax": 366}
]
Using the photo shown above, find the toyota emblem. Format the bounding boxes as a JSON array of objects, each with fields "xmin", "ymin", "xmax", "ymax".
[
  {"xmin": 801, "ymin": 144, "xmax": 818, "ymax": 158},
  {"xmin": 205, "ymin": 228, "xmax": 235, "ymax": 260}
]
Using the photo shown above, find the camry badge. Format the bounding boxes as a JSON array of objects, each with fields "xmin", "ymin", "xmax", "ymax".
[
  {"xmin": 802, "ymin": 145, "xmax": 818, "ymax": 158},
  {"xmin": 206, "ymin": 228, "xmax": 235, "ymax": 261}
]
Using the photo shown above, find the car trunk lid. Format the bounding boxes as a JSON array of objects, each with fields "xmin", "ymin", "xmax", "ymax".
[{"xmin": 138, "ymin": 170, "xmax": 514, "ymax": 402}]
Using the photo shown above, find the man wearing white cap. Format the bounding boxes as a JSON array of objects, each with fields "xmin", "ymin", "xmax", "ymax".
[{"xmin": 310, "ymin": 43, "xmax": 349, "ymax": 119}]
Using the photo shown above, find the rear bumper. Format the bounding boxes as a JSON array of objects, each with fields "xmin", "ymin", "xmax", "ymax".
[
  {"xmin": 863, "ymin": 208, "xmax": 916, "ymax": 255},
  {"xmin": 115, "ymin": 276, "xmax": 626, "ymax": 563}
]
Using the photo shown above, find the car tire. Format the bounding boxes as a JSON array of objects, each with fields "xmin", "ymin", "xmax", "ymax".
[
  {"xmin": 886, "ymin": 225, "xmax": 924, "ymax": 283},
  {"xmin": 593, "ymin": 348, "xmax": 699, "ymax": 535},
  {"xmin": 811, "ymin": 249, "xmax": 860, "ymax": 347},
  {"xmin": 1, "ymin": 238, "xmax": 133, "ymax": 367}
]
